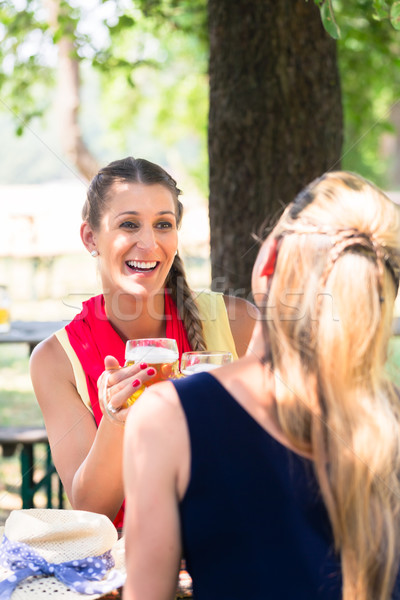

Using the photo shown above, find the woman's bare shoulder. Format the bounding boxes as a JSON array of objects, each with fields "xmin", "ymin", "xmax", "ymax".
[
  {"xmin": 223, "ymin": 295, "xmax": 259, "ymax": 357},
  {"xmin": 29, "ymin": 333, "xmax": 74, "ymax": 392},
  {"xmin": 223, "ymin": 294, "xmax": 259, "ymax": 319},
  {"xmin": 30, "ymin": 334, "xmax": 68, "ymax": 371}
]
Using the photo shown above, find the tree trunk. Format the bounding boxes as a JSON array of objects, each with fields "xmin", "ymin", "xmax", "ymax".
[
  {"xmin": 208, "ymin": 0, "xmax": 343, "ymax": 298},
  {"xmin": 44, "ymin": 0, "xmax": 99, "ymax": 182}
]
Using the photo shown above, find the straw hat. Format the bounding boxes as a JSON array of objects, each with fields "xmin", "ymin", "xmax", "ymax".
[{"xmin": 0, "ymin": 509, "xmax": 125, "ymax": 599}]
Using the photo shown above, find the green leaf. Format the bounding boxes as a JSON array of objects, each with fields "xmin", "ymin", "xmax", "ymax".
[
  {"xmin": 390, "ymin": 1, "xmax": 400, "ymax": 29},
  {"xmin": 318, "ymin": 0, "xmax": 341, "ymax": 39},
  {"xmin": 373, "ymin": 0, "xmax": 390, "ymax": 19},
  {"xmin": 117, "ymin": 14, "xmax": 135, "ymax": 29}
]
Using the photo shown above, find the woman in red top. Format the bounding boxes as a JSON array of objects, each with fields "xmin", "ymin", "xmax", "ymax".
[{"xmin": 30, "ymin": 156, "xmax": 257, "ymax": 527}]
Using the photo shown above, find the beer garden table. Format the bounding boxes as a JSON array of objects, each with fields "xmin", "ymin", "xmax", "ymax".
[
  {"xmin": 0, "ymin": 320, "xmax": 68, "ymax": 508},
  {"xmin": 0, "ymin": 319, "xmax": 67, "ymax": 355},
  {"xmin": 99, "ymin": 563, "xmax": 193, "ymax": 599}
]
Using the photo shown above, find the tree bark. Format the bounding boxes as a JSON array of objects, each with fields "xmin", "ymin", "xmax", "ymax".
[
  {"xmin": 208, "ymin": 0, "xmax": 343, "ymax": 298},
  {"xmin": 44, "ymin": 0, "xmax": 99, "ymax": 182}
]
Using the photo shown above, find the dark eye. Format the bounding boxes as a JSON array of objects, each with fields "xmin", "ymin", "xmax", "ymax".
[
  {"xmin": 120, "ymin": 221, "xmax": 139, "ymax": 230},
  {"xmin": 156, "ymin": 221, "xmax": 173, "ymax": 230}
]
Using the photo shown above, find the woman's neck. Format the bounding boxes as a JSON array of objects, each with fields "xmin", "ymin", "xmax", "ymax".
[
  {"xmin": 245, "ymin": 320, "xmax": 268, "ymax": 363},
  {"xmin": 103, "ymin": 290, "xmax": 166, "ymax": 343}
]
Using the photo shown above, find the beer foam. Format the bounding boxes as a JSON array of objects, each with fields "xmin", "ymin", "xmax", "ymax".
[
  {"xmin": 182, "ymin": 363, "xmax": 217, "ymax": 375},
  {"xmin": 125, "ymin": 345, "xmax": 178, "ymax": 364}
]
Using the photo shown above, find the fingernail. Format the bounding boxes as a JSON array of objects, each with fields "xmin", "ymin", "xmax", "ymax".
[
  {"xmin": 132, "ymin": 379, "xmax": 141, "ymax": 388},
  {"xmin": 139, "ymin": 362, "xmax": 148, "ymax": 369},
  {"xmin": 147, "ymin": 367, "xmax": 156, "ymax": 376}
]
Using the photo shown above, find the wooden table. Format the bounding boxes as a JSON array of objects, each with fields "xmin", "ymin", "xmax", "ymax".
[
  {"xmin": 99, "ymin": 565, "xmax": 193, "ymax": 599},
  {"xmin": 0, "ymin": 320, "xmax": 67, "ymax": 354}
]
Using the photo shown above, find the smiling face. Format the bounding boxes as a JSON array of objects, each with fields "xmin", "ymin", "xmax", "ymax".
[{"xmin": 84, "ymin": 181, "xmax": 179, "ymax": 301}]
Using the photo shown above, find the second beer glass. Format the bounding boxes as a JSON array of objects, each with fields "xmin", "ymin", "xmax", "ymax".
[{"xmin": 180, "ymin": 351, "xmax": 233, "ymax": 376}]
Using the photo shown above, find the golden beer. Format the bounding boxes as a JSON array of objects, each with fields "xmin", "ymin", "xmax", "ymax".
[
  {"xmin": 0, "ymin": 286, "xmax": 10, "ymax": 333},
  {"xmin": 125, "ymin": 342, "xmax": 179, "ymax": 406},
  {"xmin": 0, "ymin": 307, "xmax": 10, "ymax": 333}
]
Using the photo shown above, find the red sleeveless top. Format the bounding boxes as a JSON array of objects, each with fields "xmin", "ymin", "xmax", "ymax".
[{"xmin": 65, "ymin": 291, "xmax": 192, "ymax": 527}]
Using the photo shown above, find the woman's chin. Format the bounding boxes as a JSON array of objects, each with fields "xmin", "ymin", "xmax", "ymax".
[{"xmin": 118, "ymin": 280, "xmax": 165, "ymax": 301}]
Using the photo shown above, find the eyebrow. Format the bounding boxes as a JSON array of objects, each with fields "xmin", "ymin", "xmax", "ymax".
[{"xmin": 116, "ymin": 210, "xmax": 176, "ymax": 217}]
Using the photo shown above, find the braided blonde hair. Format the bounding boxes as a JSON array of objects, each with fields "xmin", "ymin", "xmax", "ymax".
[
  {"xmin": 83, "ymin": 156, "xmax": 206, "ymax": 350},
  {"xmin": 264, "ymin": 172, "xmax": 400, "ymax": 600}
]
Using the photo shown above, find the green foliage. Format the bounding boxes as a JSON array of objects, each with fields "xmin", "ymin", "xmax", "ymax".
[
  {"xmin": 0, "ymin": 0, "xmax": 54, "ymax": 133},
  {"xmin": 0, "ymin": 0, "xmax": 399, "ymax": 193},
  {"xmin": 333, "ymin": 1, "xmax": 400, "ymax": 187},
  {"xmin": 370, "ymin": 0, "xmax": 400, "ymax": 28},
  {"xmin": 391, "ymin": 1, "xmax": 400, "ymax": 29},
  {"xmin": 314, "ymin": 0, "xmax": 341, "ymax": 38},
  {"xmin": 0, "ymin": 344, "xmax": 43, "ymax": 427},
  {"xmin": 315, "ymin": 0, "xmax": 400, "ymax": 36},
  {"xmin": 0, "ymin": 0, "xmax": 209, "ymax": 190},
  {"xmin": 134, "ymin": 0, "xmax": 208, "ymax": 43},
  {"xmin": 91, "ymin": 2, "xmax": 209, "ymax": 192}
]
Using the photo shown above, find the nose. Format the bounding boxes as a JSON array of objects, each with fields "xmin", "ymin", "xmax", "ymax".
[{"xmin": 135, "ymin": 225, "xmax": 157, "ymax": 250}]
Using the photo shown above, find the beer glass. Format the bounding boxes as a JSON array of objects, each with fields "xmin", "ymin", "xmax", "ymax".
[
  {"xmin": 0, "ymin": 285, "xmax": 11, "ymax": 333},
  {"xmin": 103, "ymin": 338, "xmax": 179, "ymax": 421},
  {"xmin": 180, "ymin": 351, "xmax": 233, "ymax": 376}
]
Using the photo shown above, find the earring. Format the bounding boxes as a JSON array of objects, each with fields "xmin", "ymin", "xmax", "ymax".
[{"xmin": 91, "ymin": 250, "xmax": 99, "ymax": 257}]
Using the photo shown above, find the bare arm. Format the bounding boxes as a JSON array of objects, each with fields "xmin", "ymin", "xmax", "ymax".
[
  {"xmin": 123, "ymin": 381, "xmax": 189, "ymax": 600},
  {"xmin": 29, "ymin": 335, "xmax": 154, "ymax": 521},
  {"xmin": 223, "ymin": 295, "xmax": 259, "ymax": 357}
]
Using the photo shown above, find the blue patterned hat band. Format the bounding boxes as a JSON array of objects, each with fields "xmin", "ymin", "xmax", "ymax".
[{"xmin": 0, "ymin": 509, "xmax": 126, "ymax": 599}]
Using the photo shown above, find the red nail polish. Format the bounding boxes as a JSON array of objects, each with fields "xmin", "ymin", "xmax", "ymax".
[
  {"xmin": 132, "ymin": 379, "xmax": 141, "ymax": 388},
  {"xmin": 140, "ymin": 362, "xmax": 148, "ymax": 370},
  {"xmin": 147, "ymin": 368, "xmax": 156, "ymax": 376}
]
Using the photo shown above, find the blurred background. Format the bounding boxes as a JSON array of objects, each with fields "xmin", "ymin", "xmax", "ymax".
[
  {"xmin": 0, "ymin": 1, "xmax": 400, "ymax": 318},
  {"xmin": 1, "ymin": 0, "xmax": 400, "ymax": 519}
]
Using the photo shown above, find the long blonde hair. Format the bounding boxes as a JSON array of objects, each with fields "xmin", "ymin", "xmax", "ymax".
[{"xmin": 265, "ymin": 172, "xmax": 400, "ymax": 599}]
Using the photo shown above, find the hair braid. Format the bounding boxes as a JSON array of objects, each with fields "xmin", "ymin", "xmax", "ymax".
[
  {"xmin": 314, "ymin": 229, "xmax": 387, "ymax": 325},
  {"xmin": 165, "ymin": 254, "xmax": 207, "ymax": 351}
]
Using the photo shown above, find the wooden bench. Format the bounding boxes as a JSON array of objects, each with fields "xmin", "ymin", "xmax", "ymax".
[{"xmin": 0, "ymin": 426, "xmax": 64, "ymax": 509}]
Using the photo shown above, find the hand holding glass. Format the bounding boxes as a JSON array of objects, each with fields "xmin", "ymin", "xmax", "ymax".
[{"xmin": 102, "ymin": 338, "xmax": 179, "ymax": 422}]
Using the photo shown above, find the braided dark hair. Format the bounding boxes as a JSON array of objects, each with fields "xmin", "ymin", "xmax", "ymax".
[{"xmin": 83, "ymin": 156, "xmax": 206, "ymax": 350}]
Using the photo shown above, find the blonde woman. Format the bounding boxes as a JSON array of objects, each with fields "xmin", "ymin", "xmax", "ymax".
[{"xmin": 122, "ymin": 172, "xmax": 400, "ymax": 600}]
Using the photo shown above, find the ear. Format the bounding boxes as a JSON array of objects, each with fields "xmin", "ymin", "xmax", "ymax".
[
  {"xmin": 80, "ymin": 221, "xmax": 97, "ymax": 253},
  {"xmin": 260, "ymin": 237, "xmax": 279, "ymax": 277}
]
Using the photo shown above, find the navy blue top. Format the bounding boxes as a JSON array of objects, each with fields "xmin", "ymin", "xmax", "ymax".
[{"xmin": 174, "ymin": 372, "xmax": 342, "ymax": 600}]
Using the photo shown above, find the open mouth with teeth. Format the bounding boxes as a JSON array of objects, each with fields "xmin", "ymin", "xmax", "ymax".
[{"xmin": 126, "ymin": 260, "xmax": 159, "ymax": 273}]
